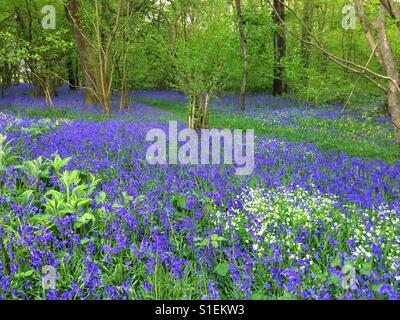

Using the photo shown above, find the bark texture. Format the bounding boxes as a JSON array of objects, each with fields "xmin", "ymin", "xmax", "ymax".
[{"xmin": 272, "ymin": 0, "xmax": 287, "ymax": 96}]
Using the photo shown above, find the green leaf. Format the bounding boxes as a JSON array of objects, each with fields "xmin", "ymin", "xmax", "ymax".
[
  {"xmin": 250, "ymin": 293, "xmax": 266, "ymax": 300},
  {"xmin": 371, "ymin": 283, "xmax": 383, "ymax": 293},
  {"xmin": 331, "ymin": 255, "xmax": 341, "ymax": 268},
  {"xmin": 329, "ymin": 275, "xmax": 341, "ymax": 286},
  {"xmin": 79, "ymin": 213, "xmax": 96, "ymax": 224},
  {"xmin": 134, "ymin": 195, "xmax": 146, "ymax": 205},
  {"xmin": 344, "ymin": 260, "xmax": 353, "ymax": 268},
  {"xmin": 72, "ymin": 185, "xmax": 87, "ymax": 196},
  {"xmin": 122, "ymin": 192, "xmax": 134, "ymax": 204},
  {"xmin": 277, "ymin": 292, "xmax": 294, "ymax": 300},
  {"xmin": 171, "ymin": 194, "xmax": 187, "ymax": 210},
  {"xmin": 80, "ymin": 238, "xmax": 90, "ymax": 245},
  {"xmin": 360, "ymin": 262, "xmax": 373, "ymax": 276},
  {"xmin": 75, "ymin": 198, "xmax": 92, "ymax": 209},
  {"xmin": 203, "ymin": 203, "xmax": 214, "ymax": 213},
  {"xmin": 249, "ymin": 176, "xmax": 259, "ymax": 188},
  {"xmin": 96, "ymin": 191, "xmax": 107, "ymax": 203},
  {"xmin": 14, "ymin": 270, "xmax": 34, "ymax": 279},
  {"xmin": 315, "ymin": 272, "xmax": 328, "ymax": 283},
  {"xmin": 74, "ymin": 221, "xmax": 82, "ymax": 228},
  {"xmin": 214, "ymin": 262, "xmax": 229, "ymax": 276},
  {"xmin": 19, "ymin": 190, "xmax": 34, "ymax": 202}
]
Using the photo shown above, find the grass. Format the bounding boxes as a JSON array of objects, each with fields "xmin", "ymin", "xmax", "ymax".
[
  {"xmin": 133, "ymin": 97, "xmax": 400, "ymax": 164},
  {"xmin": 1, "ymin": 105, "xmax": 113, "ymax": 122}
]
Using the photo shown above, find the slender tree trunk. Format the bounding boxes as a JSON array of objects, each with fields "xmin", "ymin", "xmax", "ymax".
[
  {"xmin": 387, "ymin": 83, "xmax": 400, "ymax": 143},
  {"xmin": 65, "ymin": 0, "xmax": 99, "ymax": 104},
  {"xmin": 44, "ymin": 79, "xmax": 55, "ymax": 110},
  {"xmin": 375, "ymin": 6, "xmax": 400, "ymax": 143},
  {"xmin": 300, "ymin": 0, "xmax": 314, "ymax": 69},
  {"xmin": 66, "ymin": 57, "xmax": 78, "ymax": 91},
  {"xmin": 189, "ymin": 94, "xmax": 209, "ymax": 130},
  {"xmin": 1, "ymin": 78, "xmax": 4, "ymax": 99},
  {"xmin": 119, "ymin": 69, "xmax": 129, "ymax": 112},
  {"xmin": 33, "ymin": 77, "xmax": 44, "ymax": 99},
  {"xmin": 355, "ymin": 0, "xmax": 400, "ymax": 143},
  {"xmin": 119, "ymin": 28, "xmax": 131, "ymax": 111},
  {"xmin": 51, "ymin": 81, "xmax": 59, "ymax": 97},
  {"xmin": 2, "ymin": 64, "xmax": 12, "ymax": 89},
  {"xmin": 119, "ymin": 60, "xmax": 129, "ymax": 112},
  {"xmin": 272, "ymin": 0, "xmax": 287, "ymax": 96},
  {"xmin": 0, "ymin": 66, "xmax": 12, "ymax": 98},
  {"xmin": 74, "ymin": 59, "xmax": 79, "ymax": 87},
  {"xmin": 381, "ymin": 0, "xmax": 400, "ymax": 31},
  {"xmin": 201, "ymin": 94, "xmax": 210, "ymax": 128},
  {"xmin": 236, "ymin": 0, "xmax": 249, "ymax": 110}
]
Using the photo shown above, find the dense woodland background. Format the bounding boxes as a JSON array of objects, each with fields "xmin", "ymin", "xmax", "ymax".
[{"xmin": 1, "ymin": 0, "xmax": 400, "ymax": 136}]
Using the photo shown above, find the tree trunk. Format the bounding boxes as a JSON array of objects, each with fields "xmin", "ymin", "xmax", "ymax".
[
  {"xmin": 387, "ymin": 85, "xmax": 400, "ymax": 143},
  {"xmin": 355, "ymin": 0, "xmax": 400, "ymax": 143},
  {"xmin": 236, "ymin": 0, "xmax": 249, "ymax": 111},
  {"xmin": 119, "ymin": 28, "xmax": 131, "ymax": 112},
  {"xmin": 65, "ymin": 0, "xmax": 99, "ymax": 104},
  {"xmin": 1, "ymin": 79, "xmax": 4, "ymax": 99},
  {"xmin": 119, "ymin": 63, "xmax": 129, "ymax": 112},
  {"xmin": 2, "ymin": 64, "xmax": 12, "ymax": 88},
  {"xmin": 51, "ymin": 81, "xmax": 59, "ymax": 97},
  {"xmin": 201, "ymin": 94, "xmax": 210, "ymax": 128},
  {"xmin": 33, "ymin": 78, "xmax": 44, "ymax": 99},
  {"xmin": 1, "ymin": 63, "xmax": 13, "ymax": 98},
  {"xmin": 44, "ymin": 79, "xmax": 55, "ymax": 110},
  {"xmin": 381, "ymin": 0, "xmax": 400, "ymax": 31},
  {"xmin": 66, "ymin": 57, "xmax": 78, "ymax": 91},
  {"xmin": 376, "ymin": 6, "xmax": 400, "ymax": 143},
  {"xmin": 300, "ymin": 0, "xmax": 314, "ymax": 69},
  {"xmin": 376, "ymin": 2, "xmax": 400, "ymax": 143},
  {"xmin": 272, "ymin": 0, "xmax": 287, "ymax": 96},
  {"xmin": 189, "ymin": 94, "xmax": 209, "ymax": 130},
  {"xmin": 103, "ymin": 96, "xmax": 111, "ymax": 115}
]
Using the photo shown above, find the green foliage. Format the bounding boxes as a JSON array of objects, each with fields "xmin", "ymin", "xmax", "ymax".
[
  {"xmin": 1, "ymin": 0, "xmax": 397, "ymax": 114},
  {"xmin": 172, "ymin": 1, "xmax": 237, "ymax": 99},
  {"xmin": 214, "ymin": 262, "xmax": 230, "ymax": 277},
  {"xmin": 43, "ymin": 170, "xmax": 98, "ymax": 216},
  {"xmin": 194, "ymin": 234, "xmax": 225, "ymax": 249},
  {"xmin": 0, "ymin": 134, "xmax": 19, "ymax": 170},
  {"xmin": 0, "ymin": 136, "xmax": 105, "ymax": 239},
  {"xmin": 39, "ymin": 169, "xmax": 105, "ymax": 237}
]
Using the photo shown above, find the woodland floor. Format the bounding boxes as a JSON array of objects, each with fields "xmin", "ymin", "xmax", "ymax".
[{"xmin": 0, "ymin": 84, "xmax": 399, "ymax": 300}]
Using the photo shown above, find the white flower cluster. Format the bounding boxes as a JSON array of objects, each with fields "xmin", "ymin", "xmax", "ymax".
[
  {"xmin": 38, "ymin": 117, "xmax": 71, "ymax": 125},
  {"xmin": 0, "ymin": 112, "xmax": 23, "ymax": 127},
  {"xmin": 343, "ymin": 203, "xmax": 400, "ymax": 271},
  {"xmin": 214, "ymin": 186, "xmax": 400, "ymax": 272}
]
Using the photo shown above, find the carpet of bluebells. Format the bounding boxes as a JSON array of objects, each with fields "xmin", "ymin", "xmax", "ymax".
[{"xmin": 0, "ymin": 84, "xmax": 399, "ymax": 300}]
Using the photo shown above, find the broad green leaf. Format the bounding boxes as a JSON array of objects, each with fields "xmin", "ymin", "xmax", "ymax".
[{"xmin": 214, "ymin": 262, "xmax": 229, "ymax": 276}]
